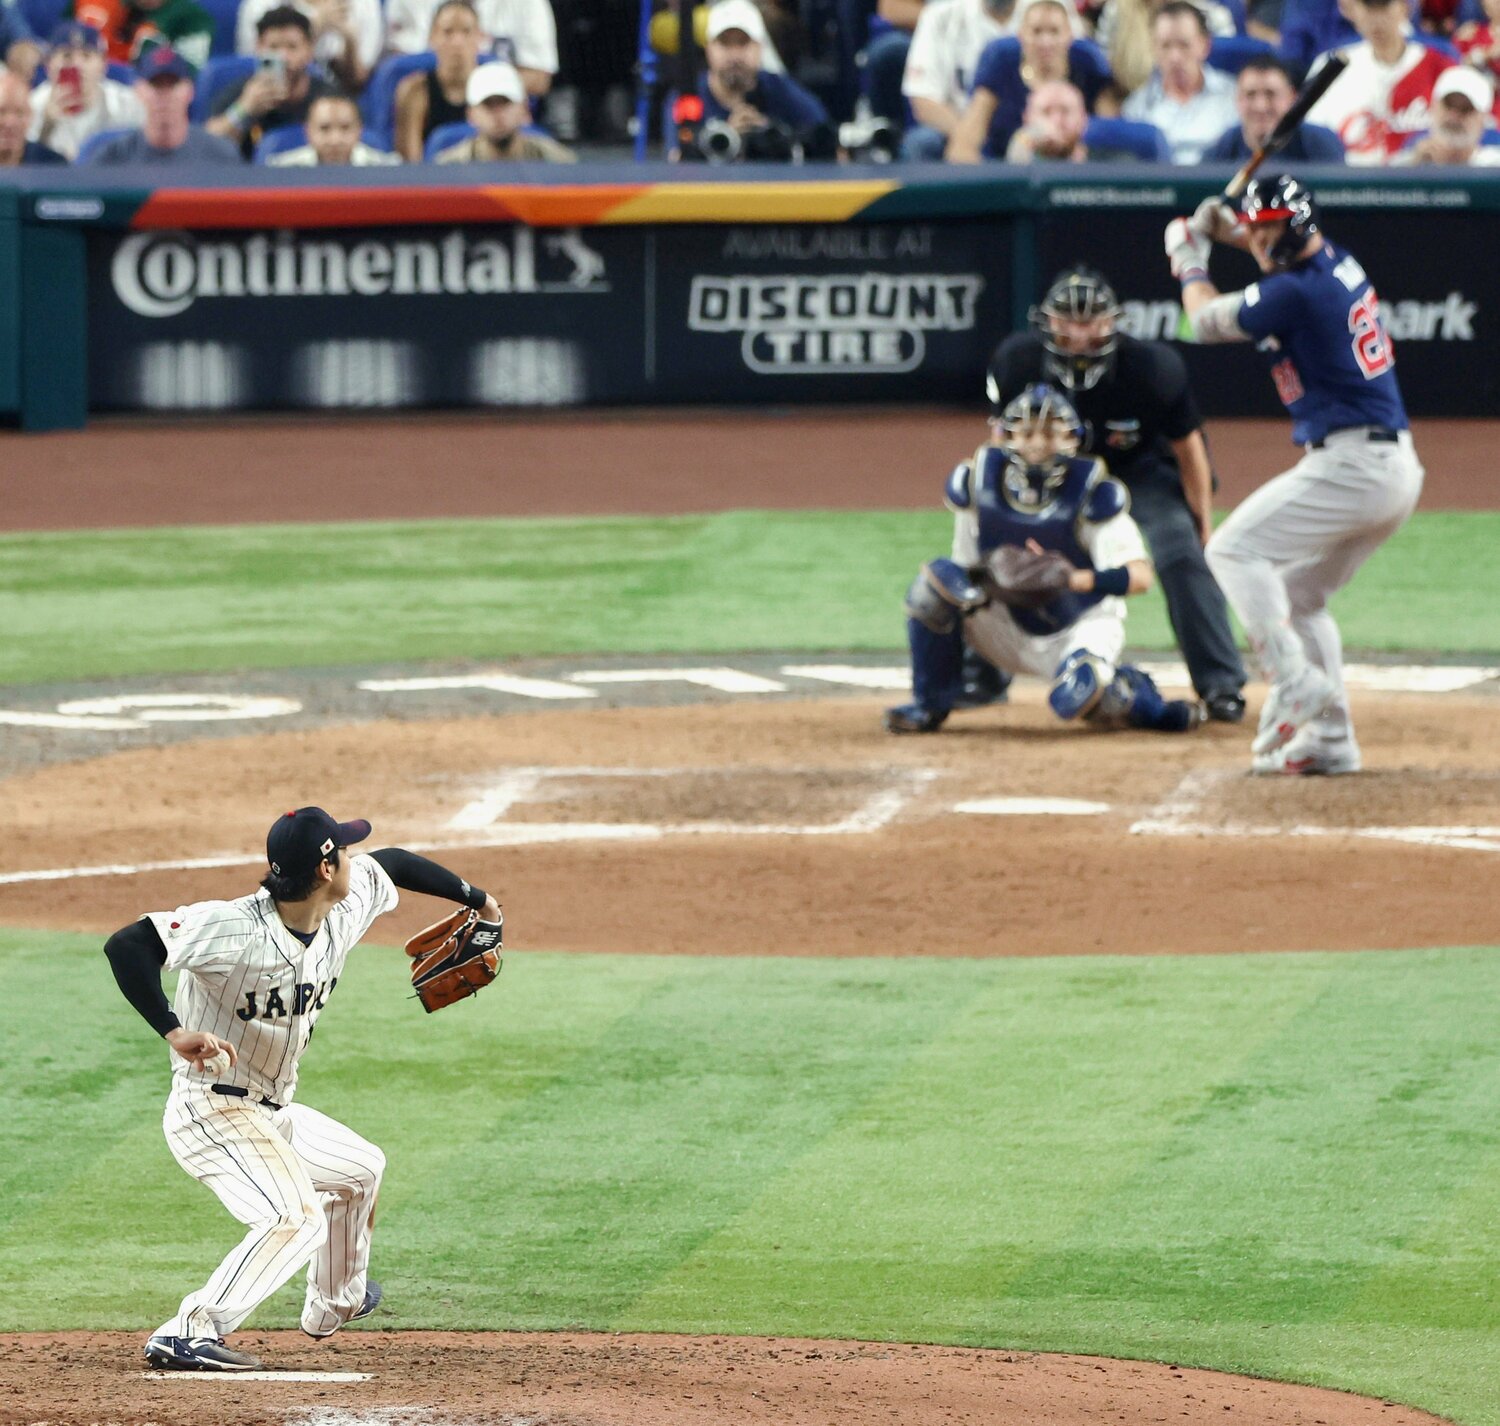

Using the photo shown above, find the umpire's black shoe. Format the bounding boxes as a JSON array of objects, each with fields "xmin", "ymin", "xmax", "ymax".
[
  {"xmin": 1204, "ymin": 689, "xmax": 1247, "ymax": 723},
  {"xmin": 145, "ymin": 1335, "xmax": 262, "ymax": 1371},
  {"xmin": 884, "ymin": 703, "xmax": 948, "ymax": 734},
  {"xmin": 954, "ymin": 672, "xmax": 1012, "ymax": 709}
]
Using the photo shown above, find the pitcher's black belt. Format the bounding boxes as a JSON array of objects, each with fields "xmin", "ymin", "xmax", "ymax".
[
  {"xmin": 211, "ymin": 1083, "xmax": 284, "ymax": 1111},
  {"xmin": 1310, "ymin": 427, "xmax": 1400, "ymax": 450}
]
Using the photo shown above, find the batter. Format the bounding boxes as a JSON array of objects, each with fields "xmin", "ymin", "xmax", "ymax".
[
  {"xmin": 1165, "ymin": 173, "xmax": 1424, "ymax": 774},
  {"xmin": 103, "ymin": 806, "xmax": 501, "ymax": 1370}
]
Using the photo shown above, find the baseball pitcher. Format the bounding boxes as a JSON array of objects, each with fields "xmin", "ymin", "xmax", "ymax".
[
  {"xmin": 885, "ymin": 383, "xmax": 1202, "ymax": 736},
  {"xmin": 103, "ymin": 807, "xmax": 502, "ymax": 1370}
]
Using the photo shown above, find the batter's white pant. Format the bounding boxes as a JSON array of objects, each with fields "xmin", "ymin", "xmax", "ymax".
[
  {"xmin": 1207, "ymin": 429, "xmax": 1423, "ymax": 738},
  {"xmin": 156, "ymin": 1085, "xmax": 384, "ymax": 1341},
  {"xmin": 965, "ymin": 601, "xmax": 1127, "ymax": 681}
]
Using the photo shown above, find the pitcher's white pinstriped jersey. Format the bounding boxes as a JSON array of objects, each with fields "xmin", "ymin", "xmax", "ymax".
[{"xmin": 146, "ymin": 855, "xmax": 397, "ymax": 1105}]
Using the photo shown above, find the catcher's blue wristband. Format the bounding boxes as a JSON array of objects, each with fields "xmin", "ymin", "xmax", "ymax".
[{"xmin": 1095, "ymin": 566, "xmax": 1130, "ymax": 597}]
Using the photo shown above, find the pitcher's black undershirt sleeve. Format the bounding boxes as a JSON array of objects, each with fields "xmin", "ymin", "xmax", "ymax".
[
  {"xmin": 103, "ymin": 919, "xmax": 179, "ymax": 1037},
  {"xmin": 369, "ymin": 847, "xmax": 489, "ymax": 910}
]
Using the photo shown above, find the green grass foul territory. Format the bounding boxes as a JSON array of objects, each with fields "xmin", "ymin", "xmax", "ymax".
[
  {"xmin": 0, "ymin": 509, "xmax": 1493, "ymax": 685},
  {"xmin": 3, "ymin": 929, "xmax": 1499, "ymax": 1424}
]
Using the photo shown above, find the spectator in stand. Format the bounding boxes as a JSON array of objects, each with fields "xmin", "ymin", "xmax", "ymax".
[
  {"xmin": 0, "ymin": 3, "xmax": 40, "ymax": 80},
  {"xmin": 864, "ymin": 0, "xmax": 924, "ymax": 127},
  {"xmin": 209, "ymin": 7, "xmax": 338, "ymax": 157},
  {"xmin": 1121, "ymin": 0, "xmax": 1237, "ymax": 160},
  {"xmin": 0, "ymin": 71, "xmax": 66, "ymax": 162},
  {"xmin": 82, "ymin": 46, "xmax": 242, "ymax": 161},
  {"xmin": 1305, "ymin": 0, "xmax": 1454, "ymax": 161},
  {"xmin": 267, "ymin": 90, "xmax": 400, "ymax": 160},
  {"xmin": 385, "ymin": 0, "xmax": 556, "ymax": 99},
  {"xmin": 29, "ymin": 22, "xmax": 144, "ymax": 160},
  {"xmin": 672, "ymin": 0, "xmax": 835, "ymax": 159},
  {"xmin": 1004, "ymin": 75, "xmax": 1151, "ymax": 156},
  {"xmin": 1455, "ymin": 0, "xmax": 1500, "ymax": 93},
  {"xmin": 1200, "ymin": 53, "xmax": 1344, "ymax": 157},
  {"xmin": 1277, "ymin": 0, "xmax": 1357, "ymax": 78},
  {"xmin": 1394, "ymin": 61, "xmax": 1499, "ymax": 158},
  {"xmin": 946, "ymin": 0, "xmax": 1110, "ymax": 160},
  {"xmin": 435, "ymin": 56, "xmax": 575, "ymax": 157},
  {"xmin": 1096, "ymin": 0, "xmax": 1241, "ymax": 97},
  {"xmin": 899, "ymin": 0, "xmax": 1014, "ymax": 159},
  {"xmin": 74, "ymin": 0, "xmax": 213, "ymax": 73},
  {"xmin": 394, "ymin": 0, "xmax": 481, "ymax": 159},
  {"xmin": 237, "ymin": 0, "xmax": 382, "ymax": 94}
]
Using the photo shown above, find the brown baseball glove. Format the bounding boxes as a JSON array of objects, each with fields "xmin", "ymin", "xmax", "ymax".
[
  {"xmin": 981, "ymin": 543, "xmax": 1076, "ymax": 610},
  {"xmin": 406, "ymin": 908, "xmax": 504, "ymax": 1013}
]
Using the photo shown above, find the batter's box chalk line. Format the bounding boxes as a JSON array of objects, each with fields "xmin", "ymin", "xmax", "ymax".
[
  {"xmin": 142, "ymin": 1370, "xmax": 373, "ymax": 1382},
  {"xmin": 281, "ymin": 1411, "xmax": 531, "ymax": 1426},
  {"xmin": 441, "ymin": 764, "xmax": 939, "ymax": 841},
  {"xmin": 1131, "ymin": 768, "xmax": 1500, "ymax": 853}
]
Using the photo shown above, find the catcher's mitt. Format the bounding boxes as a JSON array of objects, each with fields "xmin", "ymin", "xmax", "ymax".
[
  {"xmin": 405, "ymin": 907, "xmax": 504, "ymax": 1013},
  {"xmin": 981, "ymin": 544, "xmax": 1075, "ymax": 610}
]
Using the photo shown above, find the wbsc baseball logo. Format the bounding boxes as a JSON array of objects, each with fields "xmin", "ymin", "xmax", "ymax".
[
  {"xmin": 687, "ymin": 273, "xmax": 985, "ymax": 375},
  {"xmin": 110, "ymin": 228, "xmax": 608, "ymax": 319}
]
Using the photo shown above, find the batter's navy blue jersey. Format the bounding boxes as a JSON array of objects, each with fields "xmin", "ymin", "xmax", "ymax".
[{"xmin": 1235, "ymin": 241, "xmax": 1408, "ymax": 447}]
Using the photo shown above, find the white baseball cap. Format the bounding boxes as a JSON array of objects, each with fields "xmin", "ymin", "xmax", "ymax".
[
  {"xmin": 705, "ymin": 0, "xmax": 767, "ymax": 43},
  {"xmin": 467, "ymin": 60, "xmax": 525, "ymax": 106},
  {"xmin": 1432, "ymin": 65, "xmax": 1494, "ymax": 113}
]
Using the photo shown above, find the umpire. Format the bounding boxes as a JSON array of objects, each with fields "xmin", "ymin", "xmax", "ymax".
[{"xmin": 981, "ymin": 266, "xmax": 1246, "ymax": 721}]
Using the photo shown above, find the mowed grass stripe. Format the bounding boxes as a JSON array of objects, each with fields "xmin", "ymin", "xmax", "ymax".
[
  {"xmin": 6, "ymin": 934, "xmax": 1500, "ymax": 1423},
  {"xmin": 0, "ymin": 510, "xmax": 1494, "ymax": 685}
]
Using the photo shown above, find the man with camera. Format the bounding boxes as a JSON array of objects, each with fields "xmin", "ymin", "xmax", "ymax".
[
  {"xmin": 208, "ymin": 5, "xmax": 337, "ymax": 159},
  {"xmin": 673, "ymin": 0, "xmax": 836, "ymax": 162}
]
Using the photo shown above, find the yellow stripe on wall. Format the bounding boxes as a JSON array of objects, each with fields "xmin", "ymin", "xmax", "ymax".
[{"xmin": 601, "ymin": 181, "xmax": 900, "ymax": 225}]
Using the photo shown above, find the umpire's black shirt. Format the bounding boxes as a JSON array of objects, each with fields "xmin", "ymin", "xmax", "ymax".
[{"xmin": 987, "ymin": 332, "xmax": 1201, "ymax": 483}]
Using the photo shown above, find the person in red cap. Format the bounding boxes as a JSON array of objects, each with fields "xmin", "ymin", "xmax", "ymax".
[
  {"xmin": 81, "ymin": 45, "xmax": 243, "ymax": 162},
  {"xmin": 103, "ymin": 808, "xmax": 501, "ymax": 1371}
]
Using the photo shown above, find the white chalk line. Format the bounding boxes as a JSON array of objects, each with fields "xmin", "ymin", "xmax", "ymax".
[
  {"xmin": 143, "ymin": 1370, "xmax": 372, "ymax": 1382},
  {"xmin": 0, "ymin": 771, "xmax": 936, "ymax": 886}
]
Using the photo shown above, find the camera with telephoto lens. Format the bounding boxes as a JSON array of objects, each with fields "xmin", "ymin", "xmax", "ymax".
[
  {"xmin": 838, "ymin": 116, "xmax": 900, "ymax": 163},
  {"xmin": 678, "ymin": 116, "xmax": 802, "ymax": 164}
]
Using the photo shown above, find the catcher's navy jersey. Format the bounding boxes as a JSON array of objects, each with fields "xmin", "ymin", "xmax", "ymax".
[
  {"xmin": 950, "ymin": 449, "xmax": 1136, "ymax": 635},
  {"xmin": 1235, "ymin": 241, "xmax": 1408, "ymax": 447}
]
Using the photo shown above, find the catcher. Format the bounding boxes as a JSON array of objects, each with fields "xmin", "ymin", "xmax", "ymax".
[
  {"xmin": 102, "ymin": 807, "xmax": 502, "ymax": 1371},
  {"xmin": 885, "ymin": 383, "xmax": 1203, "ymax": 735}
]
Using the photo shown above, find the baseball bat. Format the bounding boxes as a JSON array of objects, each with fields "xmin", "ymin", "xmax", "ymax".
[{"xmin": 1222, "ymin": 52, "xmax": 1348, "ymax": 201}]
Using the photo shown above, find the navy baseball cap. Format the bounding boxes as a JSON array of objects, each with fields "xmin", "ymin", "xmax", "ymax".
[
  {"xmin": 49, "ymin": 20, "xmax": 103, "ymax": 49},
  {"xmin": 266, "ymin": 807, "xmax": 371, "ymax": 877},
  {"xmin": 136, "ymin": 47, "xmax": 195, "ymax": 83}
]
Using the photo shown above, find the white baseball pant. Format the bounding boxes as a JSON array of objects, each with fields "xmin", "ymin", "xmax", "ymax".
[
  {"xmin": 965, "ymin": 603, "xmax": 1127, "ymax": 680},
  {"xmin": 1207, "ymin": 428, "xmax": 1423, "ymax": 738},
  {"xmin": 156, "ymin": 1086, "xmax": 385, "ymax": 1340}
]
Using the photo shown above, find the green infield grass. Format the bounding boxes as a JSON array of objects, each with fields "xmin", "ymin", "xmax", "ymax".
[
  {"xmin": 0, "ymin": 510, "xmax": 1494, "ymax": 685},
  {"xmin": 3, "ymin": 929, "xmax": 1498, "ymax": 1424}
]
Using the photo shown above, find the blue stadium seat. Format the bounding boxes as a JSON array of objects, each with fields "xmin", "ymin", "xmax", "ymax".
[
  {"xmin": 190, "ymin": 53, "xmax": 255, "ymax": 121},
  {"xmin": 362, "ymin": 50, "xmax": 435, "ymax": 147},
  {"xmin": 74, "ymin": 125, "xmax": 134, "ymax": 163},
  {"xmin": 1084, "ymin": 116, "xmax": 1170, "ymax": 162},
  {"xmin": 1208, "ymin": 35, "xmax": 1275, "ymax": 73},
  {"xmin": 423, "ymin": 120, "xmax": 475, "ymax": 158},
  {"xmin": 253, "ymin": 122, "xmax": 307, "ymax": 160},
  {"xmin": 19, "ymin": 0, "xmax": 68, "ymax": 40},
  {"xmin": 199, "ymin": 0, "xmax": 243, "ymax": 56}
]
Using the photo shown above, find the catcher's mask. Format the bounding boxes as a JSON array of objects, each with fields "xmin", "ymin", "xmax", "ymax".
[
  {"xmin": 1028, "ymin": 265, "xmax": 1122, "ymax": 392},
  {"xmin": 1239, "ymin": 173, "xmax": 1319, "ymax": 269},
  {"xmin": 994, "ymin": 382, "xmax": 1083, "ymax": 503}
]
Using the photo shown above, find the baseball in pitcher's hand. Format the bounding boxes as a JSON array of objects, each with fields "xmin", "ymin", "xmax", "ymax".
[
  {"xmin": 481, "ymin": 895, "xmax": 501, "ymax": 921},
  {"xmin": 166, "ymin": 1028, "xmax": 238, "ymax": 1070}
]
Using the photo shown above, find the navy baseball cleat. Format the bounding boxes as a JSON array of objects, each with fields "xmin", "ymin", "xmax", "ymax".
[
  {"xmin": 145, "ymin": 1335, "xmax": 262, "ymax": 1371},
  {"xmin": 1204, "ymin": 689, "xmax": 1246, "ymax": 723},
  {"xmin": 884, "ymin": 703, "xmax": 948, "ymax": 734},
  {"xmin": 305, "ymin": 1280, "xmax": 382, "ymax": 1339}
]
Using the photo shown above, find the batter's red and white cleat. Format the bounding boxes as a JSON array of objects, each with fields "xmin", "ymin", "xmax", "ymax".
[
  {"xmin": 1251, "ymin": 667, "xmax": 1335, "ymax": 756},
  {"xmin": 145, "ymin": 1335, "xmax": 262, "ymax": 1370},
  {"xmin": 1252, "ymin": 729, "xmax": 1361, "ymax": 776}
]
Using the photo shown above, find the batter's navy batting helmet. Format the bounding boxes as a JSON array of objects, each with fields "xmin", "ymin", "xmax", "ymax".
[
  {"xmin": 1029, "ymin": 266, "xmax": 1123, "ymax": 392},
  {"xmin": 1239, "ymin": 174, "xmax": 1320, "ymax": 269}
]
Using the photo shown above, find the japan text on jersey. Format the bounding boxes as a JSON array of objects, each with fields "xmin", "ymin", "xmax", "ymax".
[{"xmin": 1237, "ymin": 243, "xmax": 1408, "ymax": 447}]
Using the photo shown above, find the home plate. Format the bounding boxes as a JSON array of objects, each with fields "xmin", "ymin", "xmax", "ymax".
[
  {"xmin": 143, "ymin": 1371, "xmax": 373, "ymax": 1382},
  {"xmin": 955, "ymin": 797, "xmax": 1111, "ymax": 816}
]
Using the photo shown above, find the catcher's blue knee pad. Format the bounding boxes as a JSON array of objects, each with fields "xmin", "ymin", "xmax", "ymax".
[
  {"xmin": 1049, "ymin": 650, "xmax": 1110, "ymax": 721},
  {"xmin": 904, "ymin": 558, "xmax": 986, "ymax": 635},
  {"xmin": 1050, "ymin": 653, "xmax": 1195, "ymax": 731}
]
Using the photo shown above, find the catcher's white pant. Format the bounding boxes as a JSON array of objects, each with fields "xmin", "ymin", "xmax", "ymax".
[
  {"xmin": 1207, "ymin": 428, "xmax": 1423, "ymax": 738},
  {"xmin": 965, "ymin": 602, "xmax": 1127, "ymax": 681},
  {"xmin": 155, "ymin": 1084, "xmax": 384, "ymax": 1340}
]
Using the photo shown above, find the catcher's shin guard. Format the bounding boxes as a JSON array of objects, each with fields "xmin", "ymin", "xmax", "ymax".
[
  {"xmin": 906, "ymin": 616, "xmax": 964, "ymax": 717},
  {"xmin": 1048, "ymin": 649, "xmax": 1109, "ymax": 720},
  {"xmin": 1050, "ymin": 656, "xmax": 1200, "ymax": 732}
]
